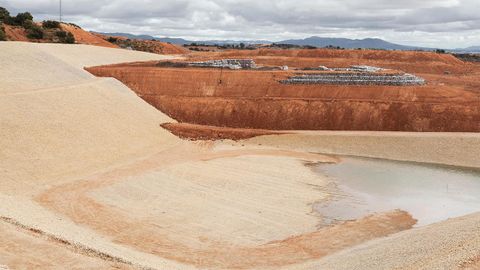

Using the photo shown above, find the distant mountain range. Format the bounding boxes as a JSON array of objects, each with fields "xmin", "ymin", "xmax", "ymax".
[
  {"xmin": 455, "ymin": 46, "xmax": 480, "ymax": 53},
  {"xmin": 95, "ymin": 32, "xmax": 270, "ymax": 46},
  {"xmin": 276, "ymin": 37, "xmax": 430, "ymax": 51},
  {"xmin": 96, "ymin": 32, "xmax": 480, "ymax": 52}
]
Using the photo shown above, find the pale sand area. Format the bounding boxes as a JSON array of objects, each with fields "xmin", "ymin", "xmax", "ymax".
[
  {"xmin": 241, "ymin": 131, "xmax": 480, "ymax": 168},
  {"xmin": 0, "ymin": 42, "xmax": 195, "ymax": 269},
  {"xmin": 0, "ymin": 42, "xmax": 479, "ymax": 269},
  {"xmin": 284, "ymin": 212, "xmax": 480, "ymax": 270},
  {"xmin": 0, "ymin": 220, "xmax": 133, "ymax": 270},
  {"xmin": 0, "ymin": 42, "xmax": 369, "ymax": 269}
]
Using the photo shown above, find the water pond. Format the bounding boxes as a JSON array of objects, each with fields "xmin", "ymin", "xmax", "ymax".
[{"xmin": 313, "ymin": 157, "xmax": 480, "ymax": 226}]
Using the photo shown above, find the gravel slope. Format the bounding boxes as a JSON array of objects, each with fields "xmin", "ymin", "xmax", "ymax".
[
  {"xmin": 286, "ymin": 213, "xmax": 480, "ymax": 270},
  {"xmin": 243, "ymin": 131, "xmax": 480, "ymax": 168}
]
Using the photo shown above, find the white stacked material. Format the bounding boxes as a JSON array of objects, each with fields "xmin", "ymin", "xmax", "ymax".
[
  {"xmin": 282, "ymin": 72, "xmax": 425, "ymax": 86},
  {"xmin": 189, "ymin": 59, "xmax": 256, "ymax": 69},
  {"xmin": 306, "ymin": 65, "xmax": 384, "ymax": 72},
  {"xmin": 349, "ymin": 65, "xmax": 385, "ymax": 72}
]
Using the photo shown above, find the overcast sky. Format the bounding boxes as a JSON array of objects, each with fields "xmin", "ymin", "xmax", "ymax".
[{"xmin": 1, "ymin": 0, "xmax": 479, "ymax": 48}]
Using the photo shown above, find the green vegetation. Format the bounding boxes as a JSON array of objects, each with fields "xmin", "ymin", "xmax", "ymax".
[
  {"xmin": 14, "ymin": 12, "xmax": 33, "ymax": 25},
  {"xmin": 4, "ymin": 11, "xmax": 33, "ymax": 26},
  {"xmin": 0, "ymin": 6, "xmax": 76, "ymax": 43},
  {"xmin": 26, "ymin": 24, "xmax": 43, "ymax": 39},
  {"xmin": 107, "ymin": 36, "xmax": 118, "ymax": 43},
  {"xmin": 1, "ymin": 6, "xmax": 34, "ymax": 27},
  {"xmin": 0, "ymin": 25, "xmax": 6, "ymax": 41},
  {"xmin": 55, "ymin": 30, "xmax": 75, "ymax": 44},
  {"xmin": 43, "ymin": 20, "xmax": 60, "ymax": 29},
  {"xmin": 185, "ymin": 42, "xmax": 258, "ymax": 51},
  {"xmin": 21, "ymin": 18, "xmax": 35, "ymax": 29},
  {"xmin": 0, "ymin": 7, "xmax": 7, "ymax": 41},
  {"xmin": 64, "ymin": 32, "xmax": 75, "ymax": 43},
  {"xmin": 0, "ymin": 7, "xmax": 10, "ymax": 22},
  {"xmin": 454, "ymin": 53, "xmax": 480, "ymax": 63},
  {"xmin": 65, "ymin": 22, "xmax": 81, "ymax": 29}
]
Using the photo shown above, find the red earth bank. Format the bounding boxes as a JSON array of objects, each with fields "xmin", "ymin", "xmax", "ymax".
[{"xmin": 86, "ymin": 49, "xmax": 480, "ymax": 132}]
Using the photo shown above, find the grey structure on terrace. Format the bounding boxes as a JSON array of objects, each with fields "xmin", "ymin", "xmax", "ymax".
[
  {"xmin": 282, "ymin": 72, "xmax": 426, "ymax": 86},
  {"xmin": 189, "ymin": 59, "xmax": 256, "ymax": 69},
  {"xmin": 280, "ymin": 66, "xmax": 425, "ymax": 86},
  {"xmin": 306, "ymin": 65, "xmax": 385, "ymax": 72},
  {"xmin": 348, "ymin": 65, "xmax": 385, "ymax": 72},
  {"xmin": 282, "ymin": 65, "xmax": 425, "ymax": 86}
]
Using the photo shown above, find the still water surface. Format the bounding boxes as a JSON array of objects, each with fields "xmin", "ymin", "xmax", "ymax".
[{"xmin": 314, "ymin": 157, "xmax": 480, "ymax": 226}]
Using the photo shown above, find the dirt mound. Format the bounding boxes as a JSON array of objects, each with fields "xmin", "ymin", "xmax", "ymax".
[
  {"xmin": 1, "ymin": 22, "xmax": 118, "ymax": 48},
  {"xmin": 162, "ymin": 123, "xmax": 280, "ymax": 140},
  {"xmin": 87, "ymin": 59, "xmax": 480, "ymax": 132},
  {"xmin": 3, "ymin": 24, "xmax": 29, "ymax": 41},
  {"xmin": 95, "ymin": 33, "xmax": 188, "ymax": 54},
  {"xmin": 61, "ymin": 24, "xmax": 118, "ymax": 48}
]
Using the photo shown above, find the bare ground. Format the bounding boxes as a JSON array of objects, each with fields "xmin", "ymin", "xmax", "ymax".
[{"xmin": 1, "ymin": 42, "xmax": 479, "ymax": 270}]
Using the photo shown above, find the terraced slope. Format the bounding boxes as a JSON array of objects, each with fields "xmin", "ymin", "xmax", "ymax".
[
  {"xmin": 0, "ymin": 42, "xmax": 182, "ymax": 268},
  {"xmin": 87, "ymin": 49, "xmax": 480, "ymax": 132}
]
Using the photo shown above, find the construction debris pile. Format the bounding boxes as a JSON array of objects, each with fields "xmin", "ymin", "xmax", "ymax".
[
  {"xmin": 188, "ymin": 59, "xmax": 256, "ymax": 69},
  {"xmin": 283, "ymin": 65, "xmax": 425, "ymax": 86}
]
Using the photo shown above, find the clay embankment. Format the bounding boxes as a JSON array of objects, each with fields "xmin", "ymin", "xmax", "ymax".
[
  {"xmin": 161, "ymin": 123, "xmax": 281, "ymax": 140},
  {"xmin": 2, "ymin": 22, "xmax": 119, "ymax": 48},
  {"xmin": 3, "ymin": 24, "xmax": 29, "ymax": 41},
  {"xmin": 87, "ymin": 52, "xmax": 480, "ymax": 132},
  {"xmin": 93, "ymin": 33, "xmax": 189, "ymax": 55},
  {"xmin": 61, "ymin": 24, "xmax": 119, "ymax": 48},
  {"xmin": 188, "ymin": 48, "xmax": 469, "ymax": 74}
]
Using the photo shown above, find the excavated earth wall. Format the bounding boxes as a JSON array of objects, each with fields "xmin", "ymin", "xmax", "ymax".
[{"xmin": 86, "ymin": 49, "xmax": 480, "ymax": 132}]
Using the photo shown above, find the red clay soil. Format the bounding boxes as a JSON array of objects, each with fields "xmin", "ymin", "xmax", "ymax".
[
  {"xmin": 61, "ymin": 24, "xmax": 119, "ymax": 48},
  {"xmin": 86, "ymin": 49, "xmax": 480, "ymax": 132},
  {"xmin": 121, "ymin": 38, "xmax": 188, "ymax": 55},
  {"xmin": 94, "ymin": 33, "xmax": 189, "ymax": 55},
  {"xmin": 2, "ymin": 22, "xmax": 119, "ymax": 48},
  {"xmin": 3, "ymin": 21, "xmax": 187, "ymax": 54},
  {"xmin": 187, "ymin": 48, "xmax": 468, "ymax": 74},
  {"xmin": 161, "ymin": 122, "xmax": 281, "ymax": 141},
  {"xmin": 119, "ymin": 39, "xmax": 188, "ymax": 55},
  {"xmin": 3, "ymin": 24, "xmax": 29, "ymax": 41}
]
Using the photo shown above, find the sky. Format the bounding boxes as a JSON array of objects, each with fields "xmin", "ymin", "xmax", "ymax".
[{"xmin": 1, "ymin": 0, "xmax": 479, "ymax": 48}]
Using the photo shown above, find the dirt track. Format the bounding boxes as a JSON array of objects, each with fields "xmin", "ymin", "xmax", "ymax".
[{"xmin": 86, "ymin": 49, "xmax": 480, "ymax": 132}]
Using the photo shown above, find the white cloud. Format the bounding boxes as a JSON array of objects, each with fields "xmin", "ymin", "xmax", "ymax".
[{"xmin": 0, "ymin": 0, "xmax": 479, "ymax": 48}]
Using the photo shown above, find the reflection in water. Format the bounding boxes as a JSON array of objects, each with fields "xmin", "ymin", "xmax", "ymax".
[{"xmin": 313, "ymin": 157, "xmax": 480, "ymax": 227}]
